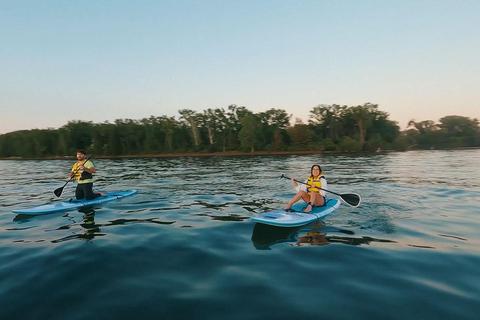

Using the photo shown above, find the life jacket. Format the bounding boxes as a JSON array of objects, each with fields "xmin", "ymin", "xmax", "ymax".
[
  {"xmin": 72, "ymin": 160, "xmax": 93, "ymax": 183},
  {"xmin": 306, "ymin": 174, "xmax": 325, "ymax": 194}
]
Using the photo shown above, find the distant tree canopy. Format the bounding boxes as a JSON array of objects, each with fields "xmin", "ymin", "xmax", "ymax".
[
  {"xmin": 406, "ymin": 115, "xmax": 480, "ymax": 149},
  {"xmin": 1, "ymin": 103, "xmax": 479, "ymax": 158}
]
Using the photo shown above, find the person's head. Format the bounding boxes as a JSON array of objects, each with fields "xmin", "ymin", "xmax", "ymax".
[
  {"xmin": 76, "ymin": 149, "xmax": 87, "ymax": 159},
  {"xmin": 311, "ymin": 165, "xmax": 322, "ymax": 177}
]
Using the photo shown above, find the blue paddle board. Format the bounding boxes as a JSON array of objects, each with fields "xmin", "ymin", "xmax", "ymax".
[
  {"xmin": 252, "ymin": 198, "xmax": 340, "ymax": 227},
  {"xmin": 12, "ymin": 190, "xmax": 138, "ymax": 215}
]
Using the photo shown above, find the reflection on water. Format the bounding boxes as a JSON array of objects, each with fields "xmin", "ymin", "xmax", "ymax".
[
  {"xmin": 52, "ymin": 207, "xmax": 176, "ymax": 243},
  {"xmin": 52, "ymin": 208, "xmax": 103, "ymax": 243},
  {"xmin": 251, "ymin": 222, "xmax": 396, "ymax": 249},
  {"xmin": 11, "ymin": 205, "xmax": 177, "ymax": 244}
]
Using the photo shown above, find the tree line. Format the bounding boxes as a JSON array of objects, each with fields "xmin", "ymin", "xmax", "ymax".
[{"xmin": 1, "ymin": 103, "xmax": 479, "ymax": 158}]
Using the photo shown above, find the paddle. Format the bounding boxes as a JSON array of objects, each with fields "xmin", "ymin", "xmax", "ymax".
[
  {"xmin": 54, "ymin": 155, "xmax": 92, "ymax": 197},
  {"xmin": 280, "ymin": 174, "xmax": 361, "ymax": 207}
]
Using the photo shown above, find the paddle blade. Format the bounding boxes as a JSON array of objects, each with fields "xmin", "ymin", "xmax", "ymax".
[
  {"xmin": 340, "ymin": 193, "xmax": 361, "ymax": 207},
  {"xmin": 53, "ymin": 186, "xmax": 64, "ymax": 197}
]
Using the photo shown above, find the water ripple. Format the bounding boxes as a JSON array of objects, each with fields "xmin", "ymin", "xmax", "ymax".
[{"xmin": 1, "ymin": 150, "xmax": 480, "ymax": 319}]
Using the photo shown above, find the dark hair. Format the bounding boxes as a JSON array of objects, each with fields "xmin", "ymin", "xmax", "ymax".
[
  {"xmin": 311, "ymin": 165, "xmax": 322, "ymax": 175},
  {"xmin": 76, "ymin": 149, "xmax": 87, "ymax": 155}
]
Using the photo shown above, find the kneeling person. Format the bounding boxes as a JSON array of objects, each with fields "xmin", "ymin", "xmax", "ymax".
[{"xmin": 68, "ymin": 149, "xmax": 106, "ymax": 200}]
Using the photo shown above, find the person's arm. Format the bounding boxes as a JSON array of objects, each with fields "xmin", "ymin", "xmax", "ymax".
[
  {"xmin": 293, "ymin": 179, "xmax": 307, "ymax": 192},
  {"xmin": 80, "ymin": 161, "xmax": 96, "ymax": 174},
  {"xmin": 320, "ymin": 178, "xmax": 328, "ymax": 197},
  {"xmin": 292, "ymin": 178, "xmax": 300, "ymax": 192},
  {"xmin": 68, "ymin": 163, "xmax": 76, "ymax": 181},
  {"xmin": 81, "ymin": 166, "xmax": 96, "ymax": 174}
]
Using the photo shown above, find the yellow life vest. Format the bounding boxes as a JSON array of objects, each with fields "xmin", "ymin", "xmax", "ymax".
[
  {"xmin": 306, "ymin": 174, "xmax": 324, "ymax": 194},
  {"xmin": 72, "ymin": 160, "xmax": 94, "ymax": 184}
]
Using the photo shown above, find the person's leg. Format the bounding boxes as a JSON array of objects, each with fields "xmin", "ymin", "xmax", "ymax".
[
  {"xmin": 285, "ymin": 190, "xmax": 310, "ymax": 210},
  {"xmin": 94, "ymin": 190, "xmax": 107, "ymax": 197},
  {"xmin": 312, "ymin": 192, "xmax": 325, "ymax": 207},
  {"xmin": 75, "ymin": 184, "xmax": 85, "ymax": 200},
  {"xmin": 303, "ymin": 192, "xmax": 325, "ymax": 213},
  {"xmin": 83, "ymin": 183, "xmax": 101, "ymax": 200}
]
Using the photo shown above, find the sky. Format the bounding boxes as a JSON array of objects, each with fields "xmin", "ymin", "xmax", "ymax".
[{"xmin": 1, "ymin": 0, "xmax": 479, "ymax": 134}]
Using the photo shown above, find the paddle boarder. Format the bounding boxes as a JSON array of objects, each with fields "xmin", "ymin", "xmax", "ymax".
[
  {"xmin": 284, "ymin": 165, "xmax": 328, "ymax": 213},
  {"xmin": 68, "ymin": 150, "xmax": 106, "ymax": 200}
]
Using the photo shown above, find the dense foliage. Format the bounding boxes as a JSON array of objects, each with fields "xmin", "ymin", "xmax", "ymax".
[{"xmin": 1, "ymin": 103, "xmax": 479, "ymax": 158}]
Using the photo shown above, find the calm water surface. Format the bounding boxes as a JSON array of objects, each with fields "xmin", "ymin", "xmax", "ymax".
[{"xmin": 1, "ymin": 150, "xmax": 480, "ymax": 319}]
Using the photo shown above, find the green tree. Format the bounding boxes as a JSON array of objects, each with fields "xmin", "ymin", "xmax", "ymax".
[
  {"xmin": 287, "ymin": 118, "xmax": 313, "ymax": 151},
  {"xmin": 257, "ymin": 108, "xmax": 291, "ymax": 150},
  {"xmin": 198, "ymin": 108, "xmax": 221, "ymax": 151},
  {"xmin": 225, "ymin": 105, "xmax": 252, "ymax": 151},
  {"xmin": 438, "ymin": 115, "xmax": 480, "ymax": 146},
  {"xmin": 57, "ymin": 128, "xmax": 71, "ymax": 156},
  {"xmin": 309, "ymin": 104, "xmax": 347, "ymax": 141},
  {"xmin": 104, "ymin": 123, "xmax": 121, "ymax": 155},
  {"xmin": 407, "ymin": 119, "xmax": 441, "ymax": 148},
  {"xmin": 0, "ymin": 134, "xmax": 14, "ymax": 157},
  {"xmin": 348, "ymin": 103, "xmax": 376, "ymax": 151},
  {"xmin": 407, "ymin": 119, "xmax": 437, "ymax": 134},
  {"xmin": 179, "ymin": 109, "xmax": 201, "ymax": 148},
  {"xmin": 338, "ymin": 136, "xmax": 361, "ymax": 152},
  {"xmin": 161, "ymin": 116, "xmax": 180, "ymax": 152},
  {"xmin": 213, "ymin": 108, "xmax": 230, "ymax": 152},
  {"xmin": 63, "ymin": 120, "xmax": 94, "ymax": 152},
  {"xmin": 239, "ymin": 114, "xmax": 260, "ymax": 152}
]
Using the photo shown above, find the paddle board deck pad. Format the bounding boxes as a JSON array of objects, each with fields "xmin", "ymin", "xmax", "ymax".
[
  {"xmin": 252, "ymin": 198, "xmax": 340, "ymax": 227},
  {"xmin": 12, "ymin": 190, "xmax": 138, "ymax": 215}
]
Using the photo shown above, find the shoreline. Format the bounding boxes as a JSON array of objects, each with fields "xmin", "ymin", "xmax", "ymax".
[
  {"xmin": 0, "ymin": 150, "xmax": 326, "ymax": 160},
  {"xmin": 2, "ymin": 147, "xmax": 479, "ymax": 160}
]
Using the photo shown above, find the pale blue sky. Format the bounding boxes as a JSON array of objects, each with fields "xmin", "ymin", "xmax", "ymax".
[{"xmin": 1, "ymin": 0, "xmax": 479, "ymax": 134}]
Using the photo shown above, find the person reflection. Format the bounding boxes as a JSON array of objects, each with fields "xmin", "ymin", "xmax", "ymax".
[
  {"xmin": 296, "ymin": 232, "xmax": 328, "ymax": 246},
  {"xmin": 78, "ymin": 207, "xmax": 101, "ymax": 241}
]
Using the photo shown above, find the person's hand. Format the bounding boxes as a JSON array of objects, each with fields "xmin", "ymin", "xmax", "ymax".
[{"xmin": 291, "ymin": 178, "xmax": 298, "ymax": 187}]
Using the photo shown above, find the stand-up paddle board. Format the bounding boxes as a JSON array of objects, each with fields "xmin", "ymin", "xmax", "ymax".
[
  {"xmin": 12, "ymin": 190, "xmax": 138, "ymax": 215},
  {"xmin": 252, "ymin": 198, "xmax": 340, "ymax": 227}
]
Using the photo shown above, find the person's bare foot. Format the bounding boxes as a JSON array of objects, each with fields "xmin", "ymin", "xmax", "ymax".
[{"xmin": 303, "ymin": 203, "xmax": 313, "ymax": 213}]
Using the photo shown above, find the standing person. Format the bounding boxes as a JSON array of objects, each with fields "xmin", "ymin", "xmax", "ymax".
[
  {"xmin": 68, "ymin": 149, "xmax": 106, "ymax": 200},
  {"xmin": 284, "ymin": 165, "xmax": 327, "ymax": 213}
]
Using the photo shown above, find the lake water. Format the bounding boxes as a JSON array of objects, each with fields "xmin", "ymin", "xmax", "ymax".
[{"xmin": 1, "ymin": 150, "xmax": 480, "ymax": 319}]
